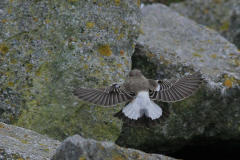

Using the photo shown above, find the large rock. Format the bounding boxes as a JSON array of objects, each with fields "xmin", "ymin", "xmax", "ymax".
[
  {"xmin": 0, "ymin": 122, "xmax": 61, "ymax": 160},
  {"xmin": 115, "ymin": 4, "xmax": 240, "ymax": 159},
  {"xmin": 0, "ymin": 0, "xmax": 141, "ymax": 141},
  {"xmin": 170, "ymin": 0, "xmax": 240, "ymax": 49},
  {"xmin": 51, "ymin": 134, "xmax": 176, "ymax": 160}
]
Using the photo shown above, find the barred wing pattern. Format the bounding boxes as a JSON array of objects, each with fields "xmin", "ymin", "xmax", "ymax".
[
  {"xmin": 74, "ymin": 85, "xmax": 135, "ymax": 106},
  {"xmin": 149, "ymin": 71, "xmax": 203, "ymax": 102}
]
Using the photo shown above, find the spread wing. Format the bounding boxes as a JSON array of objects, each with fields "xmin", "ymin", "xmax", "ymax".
[
  {"xmin": 149, "ymin": 71, "xmax": 204, "ymax": 102},
  {"xmin": 74, "ymin": 84, "xmax": 135, "ymax": 106}
]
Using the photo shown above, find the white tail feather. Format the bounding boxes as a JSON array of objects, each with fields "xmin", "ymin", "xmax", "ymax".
[{"xmin": 122, "ymin": 91, "xmax": 162, "ymax": 120}]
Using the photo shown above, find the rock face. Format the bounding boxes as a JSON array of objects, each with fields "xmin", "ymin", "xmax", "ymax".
[
  {"xmin": 138, "ymin": 4, "xmax": 240, "ymax": 78},
  {"xmin": 51, "ymin": 134, "xmax": 176, "ymax": 160},
  {"xmin": 115, "ymin": 4, "xmax": 240, "ymax": 159},
  {"xmin": 0, "ymin": 122, "xmax": 61, "ymax": 160},
  {"xmin": 170, "ymin": 0, "xmax": 240, "ymax": 49},
  {"xmin": 0, "ymin": 0, "xmax": 140, "ymax": 141}
]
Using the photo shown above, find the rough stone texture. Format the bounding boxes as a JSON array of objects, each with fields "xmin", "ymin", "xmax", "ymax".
[
  {"xmin": 115, "ymin": 4, "xmax": 240, "ymax": 157},
  {"xmin": 0, "ymin": 122, "xmax": 61, "ymax": 160},
  {"xmin": 170, "ymin": 0, "xmax": 240, "ymax": 49},
  {"xmin": 138, "ymin": 4, "xmax": 240, "ymax": 78},
  {"xmin": 51, "ymin": 134, "xmax": 176, "ymax": 160},
  {"xmin": 0, "ymin": 0, "xmax": 141, "ymax": 141}
]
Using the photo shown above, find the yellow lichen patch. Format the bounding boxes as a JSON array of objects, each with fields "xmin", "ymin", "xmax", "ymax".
[
  {"xmin": 119, "ymin": 50, "xmax": 124, "ymax": 55},
  {"xmin": 45, "ymin": 19, "xmax": 50, "ymax": 23},
  {"xmin": 139, "ymin": 28, "xmax": 144, "ymax": 34},
  {"xmin": 125, "ymin": 60, "xmax": 130, "ymax": 66},
  {"xmin": 98, "ymin": 44, "xmax": 112, "ymax": 57},
  {"xmin": 35, "ymin": 70, "xmax": 41, "ymax": 76},
  {"xmin": 119, "ymin": 33, "xmax": 124, "ymax": 38},
  {"xmin": 224, "ymin": 45, "xmax": 229, "ymax": 49},
  {"xmin": 9, "ymin": 0, "xmax": 13, "ymax": 2},
  {"xmin": 199, "ymin": 48, "xmax": 204, "ymax": 52},
  {"xmin": 0, "ymin": 123, "xmax": 5, "ymax": 128},
  {"xmin": 84, "ymin": 64, "xmax": 88, "ymax": 69},
  {"xmin": 27, "ymin": 63, "xmax": 33, "ymax": 69},
  {"xmin": 86, "ymin": 22, "xmax": 94, "ymax": 29},
  {"xmin": 10, "ymin": 59, "xmax": 17, "ymax": 64},
  {"xmin": 8, "ymin": 9, "xmax": 12, "ymax": 14},
  {"xmin": 78, "ymin": 44, "xmax": 82, "ymax": 47},
  {"xmin": 147, "ymin": 53, "xmax": 156, "ymax": 57},
  {"xmin": 79, "ymin": 157, "xmax": 86, "ymax": 160},
  {"xmin": 137, "ymin": 0, "xmax": 140, "ymax": 7},
  {"xmin": 229, "ymin": 53, "xmax": 236, "ymax": 56},
  {"xmin": 235, "ymin": 58, "xmax": 240, "ymax": 66},
  {"xmin": 27, "ymin": 50, "xmax": 33, "ymax": 55},
  {"xmin": 20, "ymin": 140, "xmax": 29, "ymax": 144},
  {"xmin": 0, "ymin": 44, "xmax": 9, "ymax": 54},
  {"xmin": 211, "ymin": 54, "xmax": 217, "ymax": 58},
  {"xmin": 38, "ymin": 143, "xmax": 44, "ymax": 146},
  {"xmin": 2, "ymin": 19, "xmax": 7, "ymax": 23},
  {"xmin": 43, "ymin": 148, "xmax": 52, "ymax": 151},
  {"xmin": 114, "ymin": 28, "xmax": 118, "ymax": 34},
  {"xmin": 7, "ymin": 81, "xmax": 14, "ymax": 87},
  {"xmin": 224, "ymin": 80, "xmax": 232, "ymax": 87},
  {"xmin": 32, "ymin": 17, "xmax": 38, "ymax": 22},
  {"xmin": 99, "ymin": 57, "xmax": 104, "ymax": 61},
  {"xmin": 87, "ymin": 42, "xmax": 91, "ymax": 46},
  {"xmin": 116, "ymin": 64, "xmax": 123, "ymax": 68},
  {"xmin": 204, "ymin": 9, "xmax": 209, "ymax": 13},
  {"xmin": 68, "ymin": 0, "xmax": 78, "ymax": 2},
  {"xmin": 213, "ymin": 0, "xmax": 221, "ymax": 4},
  {"xmin": 113, "ymin": 156, "xmax": 123, "ymax": 160},
  {"xmin": 5, "ymin": 100, "xmax": 10, "ymax": 104},
  {"xmin": 132, "ymin": 43, "xmax": 135, "ymax": 48},
  {"xmin": 115, "ymin": 0, "xmax": 120, "ymax": 6},
  {"xmin": 220, "ymin": 22, "xmax": 229, "ymax": 31},
  {"xmin": 17, "ymin": 159, "xmax": 24, "ymax": 160},
  {"xmin": 192, "ymin": 53, "xmax": 202, "ymax": 58}
]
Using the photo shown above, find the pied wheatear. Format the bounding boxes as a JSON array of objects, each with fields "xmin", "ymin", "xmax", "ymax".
[{"xmin": 74, "ymin": 69, "xmax": 203, "ymax": 128}]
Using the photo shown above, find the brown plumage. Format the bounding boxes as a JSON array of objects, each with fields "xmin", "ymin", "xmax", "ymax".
[{"xmin": 74, "ymin": 69, "xmax": 204, "ymax": 128}]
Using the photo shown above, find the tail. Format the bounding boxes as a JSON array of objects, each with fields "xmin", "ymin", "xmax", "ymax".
[{"xmin": 114, "ymin": 108, "xmax": 170, "ymax": 128}]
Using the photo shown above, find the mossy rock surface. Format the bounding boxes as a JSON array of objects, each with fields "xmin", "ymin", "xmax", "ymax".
[{"xmin": 0, "ymin": 0, "xmax": 141, "ymax": 141}]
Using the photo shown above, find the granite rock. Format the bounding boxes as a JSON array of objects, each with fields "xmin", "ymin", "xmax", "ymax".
[
  {"xmin": 171, "ymin": 0, "xmax": 240, "ymax": 49},
  {"xmin": 0, "ymin": 122, "xmax": 61, "ymax": 160},
  {"xmin": 0, "ymin": 0, "xmax": 141, "ymax": 141},
  {"xmin": 51, "ymin": 134, "xmax": 176, "ymax": 160}
]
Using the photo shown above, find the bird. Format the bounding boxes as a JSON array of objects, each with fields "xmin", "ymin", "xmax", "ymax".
[{"xmin": 74, "ymin": 69, "xmax": 204, "ymax": 128}]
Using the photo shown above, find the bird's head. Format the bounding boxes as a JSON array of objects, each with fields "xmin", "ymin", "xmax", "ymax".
[{"xmin": 128, "ymin": 69, "xmax": 144, "ymax": 79}]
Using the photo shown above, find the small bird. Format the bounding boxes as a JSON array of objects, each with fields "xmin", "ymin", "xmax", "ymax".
[{"xmin": 74, "ymin": 69, "xmax": 203, "ymax": 128}]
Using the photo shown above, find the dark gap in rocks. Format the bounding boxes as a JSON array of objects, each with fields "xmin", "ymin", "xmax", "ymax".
[
  {"xmin": 167, "ymin": 138, "xmax": 240, "ymax": 160},
  {"xmin": 233, "ymin": 33, "xmax": 240, "ymax": 50}
]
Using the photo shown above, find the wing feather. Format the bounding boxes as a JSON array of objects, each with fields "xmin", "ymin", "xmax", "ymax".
[
  {"xmin": 74, "ymin": 84, "xmax": 135, "ymax": 106},
  {"xmin": 149, "ymin": 71, "xmax": 203, "ymax": 102}
]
